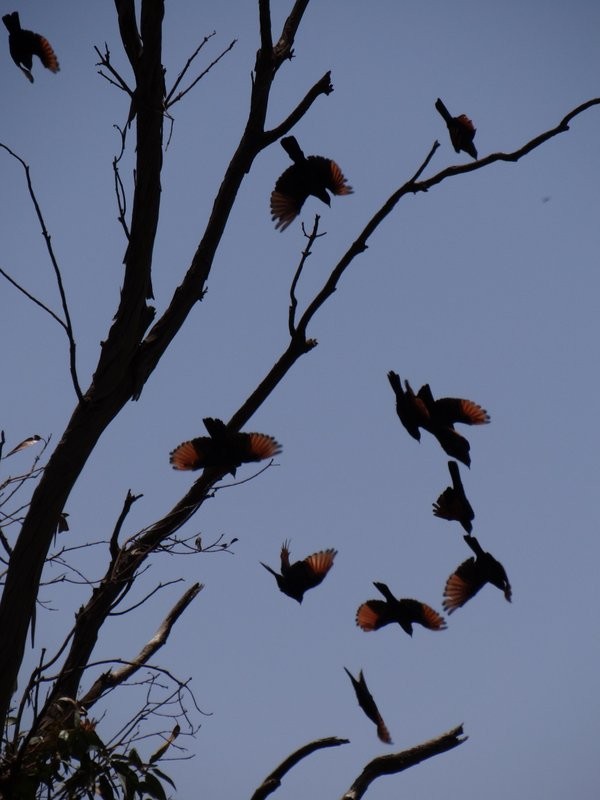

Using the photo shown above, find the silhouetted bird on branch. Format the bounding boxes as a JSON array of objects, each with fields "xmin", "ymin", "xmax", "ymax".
[
  {"xmin": 356, "ymin": 582, "xmax": 446, "ymax": 636},
  {"xmin": 261, "ymin": 541, "xmax": 337, "ymax": 603},
  {"xmin": 169, "ymin": 417, "xmax": 281, "ymax": 477},
  {"xmin": 387, "ymin": 371, "xmax": 490, "ymax": 467},
  {"xmin": 435, "ymin": 98, "xmax": 478, "ymax": 160},
  {"xmin": 3, "ymin": 11, "xmax": 59, "ymax": 83},
  {"xmin": 344, "ymin": 667, "xmax": 392, "ymax": 744},
  {"xmin": 433, "ymin": 460, "xmax": 474, "ymax": 533},
  {"xmin": 270, "ymin": 136, "xmax": 353, "ymax": 231},
  {"xmin": 443, "ymin": 535, "xmax": 511, "ymax": 614}
]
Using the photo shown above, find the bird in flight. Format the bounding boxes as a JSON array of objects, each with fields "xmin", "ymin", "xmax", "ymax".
[
  {"xmin": 387, "ymin": 372, "xmax": 490, "ymax": 467},
  {"xmin": 3, "ymin": 12, "xmax": 59, "ymax": 83},
  {"xmin": 443, "ymin": 534, "xmax": 512, "ymax": 614},
  {"xmin": 169, "ymin": 417, "xmax": 281, "ymax": 477},
  {"xmin": 433, "ymin": 460, "xmax": 474, "ymax": 533},
  {"xmin": 270, "ymin": 136, "xmax": 353, "ymax": 231},
  {"xmin": 435, "ymin": 98, "xmax": 478, "ymax": 160},
  {"xmin": 260, "ymin": 541, "xmax": 337, "ymax": 603},
  {"xmin": 356, "ymin": 582, "xmax": 446, "ymax": 636},
  {"xmin": 344, "ymin": 667, "xmax": 392, "ymax": 744}
]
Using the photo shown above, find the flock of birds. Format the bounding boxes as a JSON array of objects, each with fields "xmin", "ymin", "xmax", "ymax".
[
  {"xmin": 5, "ymin": 10, "xmax": 505, "ymax": 746},
  {"xmin": 169, "ymin": 371, "xmax": 511, "ymax": 743}
]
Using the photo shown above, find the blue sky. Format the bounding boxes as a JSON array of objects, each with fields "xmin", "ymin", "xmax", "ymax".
[{"xmin": 1, "ymin": 1, "xmax": 599, "ymax": 798}]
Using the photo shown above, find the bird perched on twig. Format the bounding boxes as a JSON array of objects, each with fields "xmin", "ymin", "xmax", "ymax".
[
  {"xmin": 3, "ymin": 11, "xmax": 59, "ymax": 83},
  {"xmin": 387, "ymin": 372, "xmax": 490, "ymax": 467},
  {"xmin": 169, "ymin": 417, "xmax": 281, "ymax": 477},
  {"xmin": 344, "ymin": 667, "xmax": 392, "ymax": 744},
  {"xmin": 261, "ymin": 541, "xmax": 337, "ymax": 603},
  {"xmin": 356, "ymin": 582, "xmax": 446, "ymax": 637},
  {"xmin": 435, "ymin": 98, "xmax": 478, "ymax": 160},
  {"xmin": 443, "ymin": 535, "xmax": 511, "ymax": 614},
  {"xmin": 433, "ymin": 460, "xmax": 474, "ymax": 533},
  {"xmin": 270, "ymin": 136, "xmax": 353, "ymax": 231}
]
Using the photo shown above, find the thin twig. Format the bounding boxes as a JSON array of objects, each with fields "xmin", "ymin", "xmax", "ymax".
[
  {"xmin": 288, "ymin": 216, "xmax": 322, "ymax": 336},
  {"xmin": 0, "ymin": 144, "xmax": 83, "ymax": 400}
]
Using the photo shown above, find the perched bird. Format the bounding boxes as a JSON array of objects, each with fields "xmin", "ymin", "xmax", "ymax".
[
  {"xmin": 417, "ymin": 382, "xmax": 490, "ymax": 468},
  {"xmin": 344, "ymin": 667, "xmax": 392, "ymax": 745},
  {"xmin": 387, "ymin": 371, "xmax": 430, "ymax": 441},
  {"xmin": 3, "ymin": 12, "xmax": 59, "ymax": 83},
  {"xmin": 356, "ymin": 582, "xmax": 446, "ymax": 637},
  {"xmin": 2, "ymin": 434, "xmax": 43, "ymax": 458},
  {"xmin": 261, "ymin": 541, "xmax": 337, "ymax": 603},
  {"xmin": 435, "ymin": 98, "xmax": 478, "ymax": 160},
  {"xmin": 169, "ymin": 417, "xmax": 281, "ymax": 477},
  {"xmin": 270, "ymin": 136, "xmax": 353, "ymax": 231},
  {"xmin": 443, "ymin": 535, "xmax": 512, "ymax": 614},
  {"xmin": 433, "ymin": 460, "xmax": 474, "ymax": 533}
]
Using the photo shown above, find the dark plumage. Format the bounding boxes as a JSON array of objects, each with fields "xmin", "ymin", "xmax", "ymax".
[
  {"xmin": 344, "ymin": 667, "xmax": 392, "ymax": 745},
  {"xmin": 387, "ymin": 373, "xmax": 490, "ymax": 467},
  {"xmin": 433, "ymin": 460, "xmax": 474, "ymax": 533},
  {"xmin": 3, "ymin": 12, "xmax": 59, "ymax": 83},
  {"xmin": 356, "ymin": 582, "xmax": 446, "ymax": 637},
  {"xmin": 435, "ymin": 98, "xmax": 478, "ymax": 160},
  {"xmin": 443, "ymin": 535, "xmax": 512, "ymax": 614},
  {"xmin": 261, "ymin": 541, "xmax": 337, "ymax": 603},
  {"xmin": 169, "ymin": 417, "xmax": 281, "ymax": 477},
  {"xmin": 270, "ymin": 136, "xmax": 353, "ymax": 231},
  {"xmin": 387, "ymin": 371, "xmax": 430, "ymax": 441}
]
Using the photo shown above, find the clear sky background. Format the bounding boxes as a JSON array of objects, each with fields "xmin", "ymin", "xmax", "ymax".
[{"xmin": 1, "ymin": 1, "xmax": 599, "ymax": 798}]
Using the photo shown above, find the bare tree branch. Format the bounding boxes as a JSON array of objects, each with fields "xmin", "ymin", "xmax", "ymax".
[
  {"xmin": 0, "ymin": 145, "xmax": 83, "ymax": 401},
  {"xmin": 166, "ymin": 36, "xmax": 237, "ymax": 109},
  {"xmin": 341, "ymin": 724, "xmax": 467, "ymax": 800},
  {"xmin": 80, "ymin": 583, "xmax": 203, "ymax": 708},
  {"xmin": 250, "ymin": 736, "xmax": 349, "ymax": 800}
]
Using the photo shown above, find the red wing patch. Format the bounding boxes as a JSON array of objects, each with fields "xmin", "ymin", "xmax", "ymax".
[
  {"xmin": 328, "ymin": 161, "xmax": 353, "ymax": 195},
  {"xmin": 443, "ymin": 572, "xmax": 475, "ymax": 614},
  {"xmin": 305, "ymin": 548, "xmax": 337, "ymax": 578},
  {"xmin": 35, "ymin": 35, "xmax": 59, "ymax": 72},
  {"xmin": 270, "ymin": 189, "xmax": 300, "ymax": 231},
  {"xmin": 169, "ymin": 440, "xmax": 204, "ymax": 471},
  {"xmin": 419, "ymin": 602, "xmax": 447, "ymax": 630},
  {"xmin": 244, "ymin": 432, "xmax": 282, "ymax": 461},
  {"xmin": 356, "ymin": 600, "xmax": 387, "ymax": 631}
]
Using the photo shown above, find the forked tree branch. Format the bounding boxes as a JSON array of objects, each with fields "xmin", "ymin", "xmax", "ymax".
[{"xmin": 0, "ymin": 145, "xmax": 83, "ymax": 401}]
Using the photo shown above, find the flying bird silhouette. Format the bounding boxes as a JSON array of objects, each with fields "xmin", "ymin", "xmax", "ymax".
[
  {"xmin": 443, "ymin": 535, "xmax": 511, "ymax": 614},
  {"xmin": 435, "ymin": 98, "xmax": 478, "ymax": 160},
  {"xmin": 169, "ymin": 417, "xmax": 281, "ymax": 477},
  {"xmin": 261, "ymin": 541, "xmax": 337, "ymax": 603},
  {"xmin": 344, "ymin": 667, "xmax": 392, "ymax": 744},
  {"xmin": 356, "ymin": 582, "xmax": 446, "ymax": 637},
  {"xmin": 270, "ymin": 136, "xmax": 353, "ymax": 231},
  {"xmin": 387, "ymin": 371, "xmax": 430, "ymax": 441},
  {"xmin": 387, "ymin": 373, "xmax": 490, "ymax": 467},
  {"xmin": 433, "ymin": 460, "xmax": 474, "ymax": 533},
  {"xmin": 3, "ymin": 12, "xmax": 59, "ymax": 83}
]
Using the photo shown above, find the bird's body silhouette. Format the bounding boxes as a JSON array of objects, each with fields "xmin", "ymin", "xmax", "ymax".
[
  {"xmin": 344, "ymin": 667, "xmax": 392, "ymax": 744},
  {"xmin": 435, "ymin": 98, "xmax": 477, "ymax": 159},
  {"xmin": 443, "ymin": 535, "xmax": 511, "ymax": 614},
  {"xmin": 356, "ymin": 582, "xmax": 446, "ymax": 636},
  {"xmin": 270, "ymin": 136, "xmax": 353, "ymax": 231},
  {"xmin": 3, "ymin": 12, "xmax": 59, "ymax": 82},
  {"xmin": 388, "ymin": 373, "xmax": 490, "ymax": 467},
  {"xmin": 169, "ymin": 417, "xmax": 281, "ymax": 477},
  {"xmin": 387, "ymin": 371, "xmax": 430, "ymax": 441},
  {"xmin": 261, "ymin": 541, "xmax": 337, "ymax": 603},
  {"xmin": 433, "ymin": 460, "xmax": 474, "ymax": 533}
]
